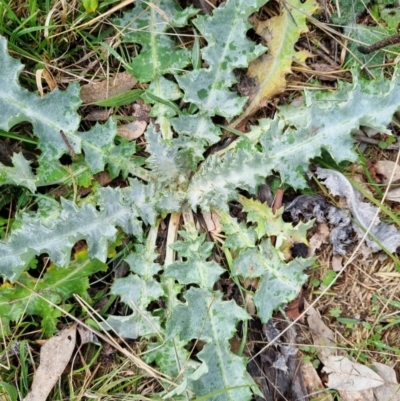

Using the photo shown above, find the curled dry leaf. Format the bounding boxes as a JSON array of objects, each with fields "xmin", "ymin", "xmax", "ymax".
[
  {"xmin": 307, "ymin": 303, "xmax": 398, "ymax": 398},
  {"xmin": 338, "ymin": 389, "xmax": 374, "ymax": 401},
  {"xmin": 77, "ymin": 324, "xmax": 99, "ymax": 345},
  {"xmin": 285, "ymin": 194, "xmax": 353, "ymax": 255},
  {"xmin": 80, "ymin": 72, "xmax": 137, "ymax": 104},
  {"xmin": 305, "ymin": 302, "xmax": 336, "ymax": 359},
  {"xmin": 23, "ymin": 323, "xmax": 77, "ymax": 401},
  {"xmin": 331, "ymin": 255, "xmax": 343, "ymax": 272}
]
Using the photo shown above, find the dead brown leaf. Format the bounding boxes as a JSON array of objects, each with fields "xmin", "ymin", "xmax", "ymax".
[
  {"xmin": 284, "ymin": 292, "xmax": 304, "ymax": 321},
  {"xmin": 23, "ymin": 324, "xmax": 77, "ymax": 401},
  {"xmin": 310, "ymin": 63, "xmax": 341, "ymax": 81},
  {"xmin": 306, "ymin": 302, "xmax": 336, "ymax": 358},
  {"xmin": 117, "ymin": 120, "xmax": 147, "ymax": 141},
  {"xmin": 80, "ymin": 72, "xmax": 137, "ymax": 104},
  {"xmin": 374, "ymin": 161, "xmax": 400, "ymax": 183},
  {"xmin": 386, "ymin": 187, "xmax": 400, "ymax": 203},
  {"xmin": 300, "ymin": 360, "xmax": 333, "ymax": 400},
  {"xmin": 322, "ymin": 355, "xmax": 384, "ymax": 392},
  {"xmin": 308, "ymin": 223, "xmax": 330, "ymax": 256},
  {"xmin": 83, "ymin": 109, "xmax": 112, "ymax": 121},
  {"xmin": 331, "ymin": 255, "xmax": 343, "ymax": 272},
  {"xmin": 199, "ymin": 211, "xmax": 222, "ymax": 238},
  {"xmin": 132, "ymin": 101, "xmax": 151, "ymax": 122},
  {"xmin": 306, "ymin": 303, "xmax": 399, "ymax": 398},
  {"xmin": 77, "ymin": 325, "xmax": 98, "ymax": 346},
  {"xmin": 373, "ymin": 362, "xmax": 400, "ymax": 401}
]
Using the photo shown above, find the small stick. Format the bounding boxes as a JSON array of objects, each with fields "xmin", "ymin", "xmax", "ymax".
[
  {"xmin": 60, "ymin": 130, "xmax": 76, "ymax": 159},
  {"xmin": 358, "ymin": 33, "xmax": 400, "ymax": 54},
  {"xmin": 270, "ymin": 188, "xmax": 285, "ymax": 246}
]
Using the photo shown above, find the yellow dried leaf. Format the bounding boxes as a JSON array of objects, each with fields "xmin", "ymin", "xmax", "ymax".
[{"xmin": 232, "ymin": 0, "xmax": 318, "ymax": 127}]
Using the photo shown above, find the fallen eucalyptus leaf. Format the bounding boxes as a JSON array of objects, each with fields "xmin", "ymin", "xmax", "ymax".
[
  {"xmin": 23, "ymin": 324, "xmax": 77, "ymax": 401},
  {"xmin": 322, "ymin": 355, "xmax": 384, "ymax": 392},
  {"xmin": 372, "ymin": 362, "xmax": 400, "ymax": 401}
]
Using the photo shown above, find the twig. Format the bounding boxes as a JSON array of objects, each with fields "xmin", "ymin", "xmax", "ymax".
[
  {"xmin": 354, "ymin": 134, "xmax": 400, "ymax": 150},
  {"xmin": 358, "ymin": 33, "xmax": 400, "ymax": 54}
]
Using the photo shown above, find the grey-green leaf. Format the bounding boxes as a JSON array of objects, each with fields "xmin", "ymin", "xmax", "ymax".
[
  {"xmin": 0, "ymin": 186, "xmax": 154, "ymax": 282},
  {"xmin": 0, "ymin": 35, "xmax": 81, "ymax": 160},
  {"xmin": 165, "ymin": 259, "xmax": 224, "ymax": 289},
  {"xmin": 113, "ymin": 0, "xmax": 198, "ymax": 83},
  {"xmin": 0, "ymin": 153, "xmax": 36, "ymax": 191},
  {"xmin": 167, "ymin": 288, "xmax": 253, "ymax": 401},
  {"xmin": 175, "ymin": 0, "xmax": 268, "ymax": 119},
  {"xmin": 189, "ymin": 71, "xmax": 400, "ymax": 210},
  {"xmin": 104, "ymin": 275, "xmax": 164, "ymax": 339},
  {"xmin": 233, "ymin": 240, "xmax": 312, "ymax": 322}
]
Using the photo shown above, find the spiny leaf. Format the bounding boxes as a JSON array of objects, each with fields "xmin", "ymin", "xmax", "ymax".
[
  {"xmin": 0, "ymin": 35, "xmax": 81, "ymax": 160},
  {"xmin": 145, "ymin": 124, "xmax": 189, "ymax": 186},
  {"xmin": 0, "ymin": 153, "xmax": 36, "ymax": 191},
  {"xmin": 0, "ymin": 248, "xmax": 107, "ymax": 336},
  {"xmin": 141, "ymin": 76, "xmax": 183, "ymax": 138},
  {"xmin": 165, "ymin": 232, "xmax": 224, "ymax": 289},
  {"xmin": 0, "ymin": 185, "xmax": 155, "ymax": 282},
  {"xmin": 331, "ymin": 0, "xmax": 365, "ymax": 24},
  {"xmin": 233, "ymin": 240, "xmax": 313, "ymax": 322},
  {"xmin": 165, "ymin": 259, "xmax": 224, "ymax": 289},
  {"xmin": 233, "ymin": 0, "xmax": 318, "ymax": 127},
  {"xmin": 176, "ymin": 0, "xmax": 268, "ymax": 119},
  {"xmin": 192, "ymin": 343, "xmax": 254, "ymax": 401},
  {"xmin": 169, "ymin": 231, "xmax": 214, "ymax": 258},
  {"xmin": 217, "ymin": 209, "xmax": 257, "ymax": 251},
  {"xmin": 344, "ymin": 24, "xmax": 399, "ymax": 67},
  {"xmin": 189, "ymin": 71, "xmax": 400, "ymax": 210},
  {"xmin": 171, "ymin": 114, "xmax": 222, "ymax": 165},
  {"xmin": 104, "ymin": 275, "xmax": 164, "ymax": 339},
  {"xmin": 107, "ymin": 141, "xmax": 144, "ymax": 180},
  {"xmin": 80, "ymin": 119, "xmax": 117, "ymax": 174},
  {"xmin": 167, "ymin": 287, "xmax": 249, "ymax": 343},
  {"xmin": 125, "ymin": 244, "xmax": 162, "ymax": 279},
  {"xmin": 113, "ymin": 0, "xmax": 198, "ymax": 83},
  {"xmin": 0, "ymin": 36, "xmax": 134, "ymax": 172},
  {"xmin": 167, "ymin": 288, "xmax": 254, "ymax": 401},
  {"xmin": 239, "ymin": 195, "xmax": 313, "ymax": 249},
  {"xmin": 36, "ymin": 158, "xmax": 92, "ymax": 187},
  {"xmin": 145, "ymin": 338, "xmax": 193, "ymax": 378}
]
